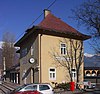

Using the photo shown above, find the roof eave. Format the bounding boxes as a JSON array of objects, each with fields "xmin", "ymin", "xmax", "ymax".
[
  {"xmin": 14, "ymin": 26, "xmax": 91, "ymax": 47},
  {"xmin": 35, "ymin": 26, "xmax": 91, "ymax": 41},
  {"xmin": 14, "ymin": 26, "xmax": 38, "ymax": 47}
]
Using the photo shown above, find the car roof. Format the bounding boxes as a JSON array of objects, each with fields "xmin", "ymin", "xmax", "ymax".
[
  {"xmin": 30, "ymin": 83, "xmax": 50, "ymax": 85},
  {"xmin": 24, "ymin": 83, "xmax": 52, "ymax": 87}
]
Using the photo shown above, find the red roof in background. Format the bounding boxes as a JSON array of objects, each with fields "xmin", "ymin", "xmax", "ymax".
[{"xmin": 38, "ymin": 13, "xmax": 90, "ymax": 39}]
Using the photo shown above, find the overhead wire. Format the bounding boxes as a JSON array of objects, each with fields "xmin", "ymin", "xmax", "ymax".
[
  {"xmin": 28, "ymin": 0, "xmax": 57, "ymax": 28},
  {"xmin": 16, "ymin": 0, "xmax": 57, "ymax": 42}
]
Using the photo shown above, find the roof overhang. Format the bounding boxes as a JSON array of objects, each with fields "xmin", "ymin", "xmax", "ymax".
[
  {"xmin": 14, "ymin": 26, "xmax": 91, "ymax": 47},
  {"xmin": 14, "ymin": 26, "xmax": 37, "ymax": 46},
  {"xmin": 36, "ymin": 26, "xmax": 91, "ymax": 40},
  {"xmin": 84, "ymin": 67, "xmax": 100, "ymax": 70}
]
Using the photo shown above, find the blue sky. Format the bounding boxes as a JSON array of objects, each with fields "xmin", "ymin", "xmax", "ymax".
[{"xmin": 0, "ymin": 0, "xmax": 93, "ymax": 53}]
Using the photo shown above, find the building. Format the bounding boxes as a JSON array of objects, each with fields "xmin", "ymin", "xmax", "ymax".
[
  {"xmin": 6, "ymin": 63, "xmax": 20, "ymax": 84},
  {"xmin": 84, "ymin": 67, "xmax": 100, "ymax": 83},
  {"xmin": 0, "ymin": 67, "xmax": 3, "ymax": 80},
  {"xmin": 15, "ymin": 9, "xmax": 90, "ymax": 86}
]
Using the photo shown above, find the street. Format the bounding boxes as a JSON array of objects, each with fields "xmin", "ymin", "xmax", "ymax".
[
  {"xmin": 0, "ymin": 81, "xmax": 20, "ymax": 94},
  {"xmin": 55, "ymin": 89, "xmax": 100, "ymax": 94},
  {"xmin": 0, "ymin": 81, "xmax": 100, "ymax": 94}
]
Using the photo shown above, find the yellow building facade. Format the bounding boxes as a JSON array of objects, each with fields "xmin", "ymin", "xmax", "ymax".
[{"xmin": 15, "ymin": 10, "xmax": 90, "ymax": 86}]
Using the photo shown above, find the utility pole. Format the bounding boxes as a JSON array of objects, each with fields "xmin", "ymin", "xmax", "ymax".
[{"xmin": 3, "ymin": 57, "xmax": 6, "ymax": 81}]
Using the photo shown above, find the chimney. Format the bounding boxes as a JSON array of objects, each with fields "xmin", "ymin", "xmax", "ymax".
[{"xmin": 44, "ymin": 9, "xmax": 51, "ymax": 18}]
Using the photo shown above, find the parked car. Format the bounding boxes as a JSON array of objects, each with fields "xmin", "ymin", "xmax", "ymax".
[
  {"xmin": 10, "ymin": 83, "xmax": 54, "ymax": 94},
  {"xmin": 10, "ymin": 90, "xmax": 41, "ymax": 94},
  {"xmin": 91, "ymin": 83, "xmax": 96, "ymax": 88},
  {"xmin": 83, "ymin": 80, "xmax": 92, "ymax": 89}
]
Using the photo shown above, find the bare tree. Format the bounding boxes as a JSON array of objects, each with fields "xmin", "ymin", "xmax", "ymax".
[
  {"xmin": 2, "ymin": 32, "xmax": 16, "ymax": 70},
  {"xmin": 51, "ymin": 39, "xmax": 83, "ymax": 83},
  {"xmin": 71, "ymin": 0, "xmax": 100, "ymax": 54},
  {"xmin": 72, "ymin": 0, "xmax": 100, "ymax": 36},
  {"xmin": 90, "ymin": 37, "xmax": 100, "ymax": 54}
]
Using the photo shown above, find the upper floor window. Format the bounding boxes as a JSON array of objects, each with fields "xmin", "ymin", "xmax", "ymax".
[
  {"xmin": 60, "ymin": 43, "xmax": 66, "ymax": 55},
  {"xmin": 31, "ymin": 46, "xmax": 34, "ymax": 56},
  {"xmin": 21, "ymin": 48, "xmax": 27, "ymax": 57}
]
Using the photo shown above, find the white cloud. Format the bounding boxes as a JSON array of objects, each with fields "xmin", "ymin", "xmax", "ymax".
[
  {"xmin": 0, "ymin": 41, "xmax": 20, "ymax": 49},
  {"xmin": 84, "ymin": 53, "xmax": 94, "ymax": 57},
  {"xmin": 0, "ymin": 41, "xmax": 3, "ymax": 49}
]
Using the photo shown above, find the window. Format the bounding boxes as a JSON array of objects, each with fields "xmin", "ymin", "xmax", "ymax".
[
  {"xmin": 31, "ymin": 46, "xmax": 34, "ymax": 55},
  {"xmin": 39, "ymin": 85, "xmax": 50, "ymax": 91},
  {"xmin": 49, "ymin": 68, "xmax": 56, "ymax": 80},
  {"xmin": 72, "ymin": 70, "xmax": 76, "ymax": 81},
  {"xmin": 21, "ymin": 48, "xmax": 27, "ymax": 57},
  {"xmin": 60, "ymin": 43, "xmax": 66, "ymax": 55},
  {"xmin": 32, "ymin": 85, "xmax": 37, "ymax": 90},
  {"xmin": 23, "ymin": 85, "xmax": 37, "ymax": 91}
]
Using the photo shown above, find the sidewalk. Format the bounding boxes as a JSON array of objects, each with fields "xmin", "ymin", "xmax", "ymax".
[
  {"xmin": 3, "ymin": 81, "xmax": 20, "ymax": 88},
  {"xmin": 54, "ymin": 89, "xmax": 84, "ymax": 94},
  {"xmin": 55, "ymin": 88, "xmax": 100, "ymax": 94}
]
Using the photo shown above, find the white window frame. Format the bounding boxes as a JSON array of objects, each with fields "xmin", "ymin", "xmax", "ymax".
[
  {"xmin": 72, "ymin": 70, "xmax": 76, "ymax": 81},
  {"xmin": 30, "ymin": 46, "xmax": 34, "ymax": 56},
  {"xmin": 60, "ymin": 43, "xmax": 66, "ymax": 55},
  {"xmin": 49, "ymin": 67, "xmax": 56, "ymax": 80}
]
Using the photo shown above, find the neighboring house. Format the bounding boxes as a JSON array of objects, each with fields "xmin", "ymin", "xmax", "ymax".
[
  {"xmin": 84, "ymin": 54, "xmax": 100, "ymax": 83},
  {"xmin": 84, "ymin": 67, "xmax": 100, "ymax": 83},
  {"xmin": 6, "ymin": 63, "xmax": 20, "ymax": 84},
  {"xmin": 0, "ymin": 44, "xmax": 20, "ymax": 83},
  {"xmin": 15, "ymin": 9, "xmax": 90, "ymax": 86}
]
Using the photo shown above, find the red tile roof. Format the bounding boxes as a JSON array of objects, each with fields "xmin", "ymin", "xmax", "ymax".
[
  {"xmin": 38, "ymin": 13, "xmax": 90, "ymax": 39},
  {"xmin": 15, "ymin": 12, "xmax": 91, "ymax": 46}
]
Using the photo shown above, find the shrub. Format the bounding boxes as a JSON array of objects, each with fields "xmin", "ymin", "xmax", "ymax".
[{"xmin": 54, "ymin": 82, "xmax": 70, "ymax": 90}]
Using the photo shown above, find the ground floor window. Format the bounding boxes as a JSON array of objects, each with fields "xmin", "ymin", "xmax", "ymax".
[
  {"xmin": 71, "ymin": 69, "xmax": 76, "ymax": 81},
  {"xmin": 49, "ymin": 67, "xmax": 56, "ymax": 80}
]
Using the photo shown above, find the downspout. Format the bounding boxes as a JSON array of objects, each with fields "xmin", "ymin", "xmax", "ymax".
[
  {"xmin": 39, "ymin": 34, "xmax": 42, "ymax": 83},
  {"xmin": 39, "ymin": 9, "xmax": 50, "ymax": 83}
]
